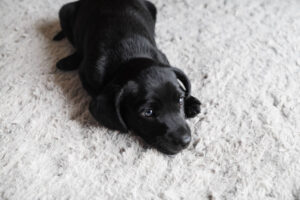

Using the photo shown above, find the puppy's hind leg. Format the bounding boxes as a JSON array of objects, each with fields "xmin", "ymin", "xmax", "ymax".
[
  {"xmin": 56, "ymin": 52, "xmax": 81, "ymax": 71},
  {"xmin": 145, "ymin": 1, "xmax": 157, "ymax": 22},
  {"xmin": 54, "ymin": 1, "xmax": 80, "ymax": 45}
]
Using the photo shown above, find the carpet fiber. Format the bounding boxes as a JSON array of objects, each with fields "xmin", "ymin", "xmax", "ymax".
[{"xmin": 1, "ymin": 0, "xmax": 300, "ymax": 199}]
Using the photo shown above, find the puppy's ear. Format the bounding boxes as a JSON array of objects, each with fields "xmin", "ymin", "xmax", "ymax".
[
  {"xmin": 172, "ymin": 67, "xmax": 191, "ymax": 97},
  {"xmin": 89, "ymin": 82, "xmax": 136, "ymax": 133},
  {"xmin": 172, "ymin": 67, "xmax": 201, "ymax": 118}
]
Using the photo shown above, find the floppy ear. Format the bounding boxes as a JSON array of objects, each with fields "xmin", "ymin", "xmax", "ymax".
[
  {"xmin": 172, "ymin": 67, "xmax": 201, "ymax": 118},
  {"xmin": 172, "ymin": 67, "xmax": 191, "ymax": 98},
  {"xmin": 89, "ymin": 85, "xmax": 128, "ymax": 133}
]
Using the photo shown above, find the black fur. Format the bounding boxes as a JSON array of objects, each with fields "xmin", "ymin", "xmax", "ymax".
[{"xmin": 54, "ymin": 0, "xmax": 201, "ymax": 155}]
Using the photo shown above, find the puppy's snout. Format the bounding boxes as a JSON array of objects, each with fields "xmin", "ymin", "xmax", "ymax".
[
  {"xmin": 180, "ymin": 134, "xmax": 191, "ymax": 147},
  {"xmin": 167, "ymin": 126, "xmax": 191, "ymax": 148}
]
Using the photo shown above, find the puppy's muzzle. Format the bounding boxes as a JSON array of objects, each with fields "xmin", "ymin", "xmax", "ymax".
[
  {"xmin": 165, "ymin": 125, "xmax": 191, "ymax": 149},
  {"xmin": 150, "ymin": 124, "xmax": 191, "ymax": 155}
]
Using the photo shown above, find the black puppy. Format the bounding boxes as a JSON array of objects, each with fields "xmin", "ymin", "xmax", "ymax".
[{"xmin": 53, "ymin": 0, "xmax": 201, "ymax": 155}]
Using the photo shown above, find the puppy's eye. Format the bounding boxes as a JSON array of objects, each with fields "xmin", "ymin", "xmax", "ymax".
[
  {"xmin": 179, "ymin": 97, "xmax": 184, "ymax": 105},
  {"xmin": 143, "ymin": 109, "xmax": 154, "ymax": 117}
]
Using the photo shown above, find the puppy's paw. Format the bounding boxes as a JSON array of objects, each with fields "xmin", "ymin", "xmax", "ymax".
[
  {"xmin": 56, "ymin": 59, "xmax": 74, "ymax": 71},
  {"xmin": 53, "ymin": 31, "xmax": 65, "ymax": 41},
  {"xmin": 56, "ymin": 53, "xmax": 80, "ymax": 71},
  {"xmin": 184, "ymin": 96, "xmax": 201, "ymax": 118}
]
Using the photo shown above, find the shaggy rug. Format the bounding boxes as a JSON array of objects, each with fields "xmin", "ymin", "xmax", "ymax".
[{"xmin": 1, "ymin": 0, "xmax": 300, "ymax": 199}]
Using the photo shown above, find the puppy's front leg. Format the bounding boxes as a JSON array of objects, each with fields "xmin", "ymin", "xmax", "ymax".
[{"xmin": 184, "ymin": 96, "xmax": 201, "ymax": 118}]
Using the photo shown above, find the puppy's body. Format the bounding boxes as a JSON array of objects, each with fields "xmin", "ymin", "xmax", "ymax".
[
  {"xmin": 57, "ymin": 0, "xmax": 167, "ymax": 95},
  {"xmin": 54, "ymin": 0, "xmax": 201, "ymax": 154}
]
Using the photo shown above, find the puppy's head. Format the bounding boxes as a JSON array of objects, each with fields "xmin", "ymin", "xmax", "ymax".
[{"xmin": 89, "ymin": 58, "xmax": 198, "ymax": 155}]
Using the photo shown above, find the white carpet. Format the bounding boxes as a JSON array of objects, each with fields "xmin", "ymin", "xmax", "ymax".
[{"xmin": 1, "ymin": 0, "xmax": 300, "ymax": 199}]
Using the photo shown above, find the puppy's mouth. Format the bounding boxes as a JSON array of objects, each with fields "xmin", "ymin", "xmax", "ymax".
[{"xmin": 148, "ymin": 139, "xmax": 185, "ymax": 155}]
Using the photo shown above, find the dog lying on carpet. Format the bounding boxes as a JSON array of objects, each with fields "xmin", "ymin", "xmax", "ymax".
[{"xmin": 53, "ymin": 0, "xmax": 201, "ymax": 155}]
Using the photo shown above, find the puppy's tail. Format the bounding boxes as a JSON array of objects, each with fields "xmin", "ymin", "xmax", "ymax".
[{"xmin": 52, "ymin": 30, "xmax": 65, "ymax": 41}]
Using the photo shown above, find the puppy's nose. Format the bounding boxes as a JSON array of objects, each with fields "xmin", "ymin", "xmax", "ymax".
[
  {"xmin": 169, "ymin": 127, "xmax": 191, "ymax": 148},
  {"xmin": 180, "ymin": 134, "xmax": 191, "ymax": 147},
  {"xmin": 173, "ymin": 133, "xmax": 191, "ymax": 148}
]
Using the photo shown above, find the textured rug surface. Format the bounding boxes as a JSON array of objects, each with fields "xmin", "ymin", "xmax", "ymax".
[{"xmin": 1, "ymin": 0, "xmax": 300, "ymax": 199}]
